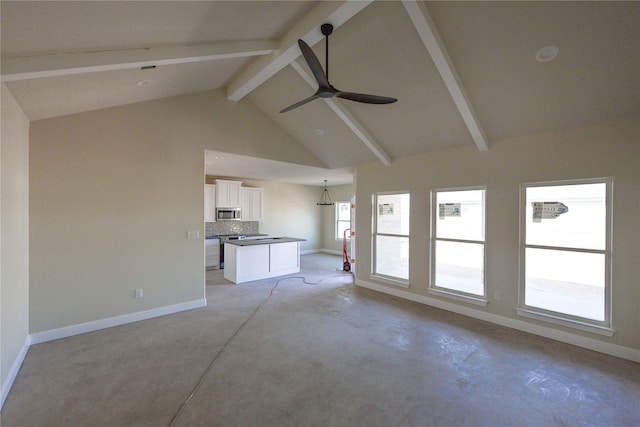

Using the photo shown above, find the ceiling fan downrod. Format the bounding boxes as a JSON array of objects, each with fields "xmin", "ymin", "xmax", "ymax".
[{"xmin": 321, "ymin": 23, "xmax": 333, "ymax": 83}]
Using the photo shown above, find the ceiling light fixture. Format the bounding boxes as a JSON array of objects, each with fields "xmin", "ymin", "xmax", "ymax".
[
  {"xmin": 317, "ymin": 180, "xmax": 335, "ymax": 206},
  {"xmin": 536, "ymin": 45, "xmax": 559, "ymax": 62}
]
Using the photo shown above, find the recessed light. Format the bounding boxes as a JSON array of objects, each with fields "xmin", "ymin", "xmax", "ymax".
[
  {"xmin": 136, "ymin": 79, "xmax": 152, "ymax": 87},
  {"xmin": 536, "ymin": 45, "xmax": 559, "ymax": 62},
  {"xmin": 315, "ymin": 129, "xmax": 325, "ymax": 136}
]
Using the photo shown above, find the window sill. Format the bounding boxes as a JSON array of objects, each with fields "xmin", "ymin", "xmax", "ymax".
[
  {"xmin": 515, "ymin": 308, "xmax": 615, "ymax": 337},
  {"xmin": 428, "ymin": 288, "xmax": 488, "ymax": 307},
  {"xmin": 370, "ymin": 275, "xmax": 410, "ymax": 289}
]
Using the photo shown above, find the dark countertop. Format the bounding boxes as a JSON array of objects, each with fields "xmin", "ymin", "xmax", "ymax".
[
  {"xmin": 206, "ymin": 233, "xmax": 269, "ymax": 239},
  {"xmin": 224, "ymin": 237, "xmax": 305, "ymax": 246}
]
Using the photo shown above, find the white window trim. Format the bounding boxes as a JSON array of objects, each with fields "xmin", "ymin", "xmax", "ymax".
[
  {"xmin": 429, "ymin": 186, "xmax": 488, "ymax": 304},
  {"xmin": 335, "ymin": 201, "xmax": 351, "ymax": 241},
  {"xmin": 427, "ymin": 287, "xmax": 488, "ymax": 306},
  {"xmin": 372, "ymin": 191, "xmax": 410, "ymax": 285},
  {"xmin": 370, "ymin": 273, "xmax": 411, "ymax": 289},
  {"xmin": 518, "ymin": 177, "xmax": 613, "ymax": 333}
]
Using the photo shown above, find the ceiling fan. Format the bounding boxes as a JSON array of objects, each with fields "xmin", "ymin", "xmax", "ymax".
[{"xmin": 280, "ymin": 23, "xmax": 397, "ymax": 113}]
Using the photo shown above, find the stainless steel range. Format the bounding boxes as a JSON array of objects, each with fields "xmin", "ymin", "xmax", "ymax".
[{"xmin": 218, "ymin": 235, "xmax": 246, "ymax": 269}]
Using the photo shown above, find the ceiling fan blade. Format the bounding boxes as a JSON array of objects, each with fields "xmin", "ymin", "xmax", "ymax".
[
  {"xmin": 297, "ymin": 39, "xmax": 330, "ymax": 88},
  {"xmin": 279, "ymin": 94, "xmax": 320, "ymax": 113},
  {"xmin": 336, "ymin": 92, "xmax": 398, "ymax": 104}
]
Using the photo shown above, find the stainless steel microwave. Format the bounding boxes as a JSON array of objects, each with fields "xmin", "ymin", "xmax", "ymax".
[{"xmin": 216, "ymin": 207, "xmax": 241, "ymax": 221}]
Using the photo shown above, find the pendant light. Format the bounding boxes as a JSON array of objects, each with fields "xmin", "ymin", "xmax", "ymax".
[{"xmin": 317, "ymin": 180, "xmax": 335, "ymax": 206}]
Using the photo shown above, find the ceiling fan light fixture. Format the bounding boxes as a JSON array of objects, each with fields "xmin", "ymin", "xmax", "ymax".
[{"xmin": 317, "ymin": 180, "xmax": 335, "ymax": 206}]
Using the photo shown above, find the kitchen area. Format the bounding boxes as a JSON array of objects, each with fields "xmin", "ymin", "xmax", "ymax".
[{"xmin": 205, "ymin": 178, "xmax": 305, "ymax": 284}]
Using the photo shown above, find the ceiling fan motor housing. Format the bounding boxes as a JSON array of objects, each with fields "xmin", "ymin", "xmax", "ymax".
[{"xmin": 321, "ymin": 23, "xmax": 333, "ymax": 36}]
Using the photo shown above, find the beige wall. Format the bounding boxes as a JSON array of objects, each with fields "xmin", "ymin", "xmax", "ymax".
[
  {"xmin": 355, "ymin": 116, "xmax": 640, "ymax": 350},
  {"xmin": 1, "ymin": 84, "xmax": 30, "ymax": 394},
  {"xmin": 29, "ymin": 89, "xmax": 322, "ymax": 333}
]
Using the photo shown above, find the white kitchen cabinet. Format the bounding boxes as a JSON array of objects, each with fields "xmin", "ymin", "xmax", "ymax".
[
  {"xmin": 269, "ymin": 241, "xmax": 299, "ymax": 272},
  {"xmin": 204, "ymin": 184, "xmax": 216, "ymax": 222},
  {"xmin": 241, "ymin": 187, "xmax": 263, "ymax": 221},
  {"xmin": 215, "ymin": 179, "xmax": 242, "ymax": 207},
  {"xmin": 223, "ymin": 239, "xmax": 301, "ymax": 284}
]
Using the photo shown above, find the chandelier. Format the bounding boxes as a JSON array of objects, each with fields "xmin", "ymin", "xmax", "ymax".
[{"xmin": 317, "ymin": 180, "xmax": 335, "ymax": 206}]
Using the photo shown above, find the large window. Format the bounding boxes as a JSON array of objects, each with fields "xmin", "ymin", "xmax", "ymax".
[
  {"xmin": 373, "ymin": 193, "xmax": 410, "ymax": 284},
  {"xmin": 431, "ymin": 188, "xmax": 486, "ymax": 302},
  {"xmin": 336, "ymin": 202, "xmax": 351, "ymax": 240},
  {"xmin": 519, "ymin": 179, "xmax": 612, "ymax": 334}
]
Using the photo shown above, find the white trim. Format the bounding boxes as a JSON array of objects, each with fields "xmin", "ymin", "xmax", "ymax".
[
  {"xmin": 290, "ymin": 62, "xmax": 392, "ymax": 166},
  {"xmin": 430, "ymin": 186, "xmax": 487, "ymax": 300},
  {"xmin": 516, "ymin": 308, "xmax": 614, "ymax": 337},
  {"xmin": 370, "ymin": 274, "xmax": 410, "ymax": 289},
  {"xmin": 321, "ymin": 249, "xmax": 342, "ymax": 256},
  {"xmin": 301, "ymin": 249, "xmax": 344, "ymax": 256},
  {"xmin": 519, "ymin": 178, "xmax": 613, "ymax": 331},
  {"xmin": 401, "ymin": 0, "xmax": 488, "ymax": 151},
  {"xmin": 2, "ymin": 41, "xmax": 276, "ymax": 82},
  {"xmin": 226, "ymin": 0, "xmax": 372, "ymax": 101},
  {"xmin": 0, "ymin": 335, "xmax": 31, "ymax": 409},
  {"xmin": 355, "ymin": 278, "xmax": 640, "ymax": 363},
  {"xmin": 428, "ymin": 287, "xmax": 488, "ymax": 307},
  {"xmin": 30, "ymin": 299, "xmax": 207, "ymax": 345}
]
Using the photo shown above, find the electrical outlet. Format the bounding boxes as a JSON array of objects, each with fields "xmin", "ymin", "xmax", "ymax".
[
  {"xmin": 494, "ymin": 291, "xmax": 501, "ymax": 301},
  {"xmin": 135, "ymin": 289, "xmax": 143, "ymax": 298}
]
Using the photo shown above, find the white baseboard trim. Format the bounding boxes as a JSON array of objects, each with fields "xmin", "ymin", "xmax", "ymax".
[
  {"xmin": 30, "ymin": 298, "xmax": 207, "ymax": 345},
  {"xmin": 1, "ymin": 335, "xmax": 31, "ymax": 410},
  {"xmin": 321, "ymin": 249, "xmax": 342, "ymax": 256},
  {"xmin": 355, "ymin": 278, "xmax": 640, "ymax": 363},
  {"xmin": 301, "ymin": 249, "xmax": 322, "ymax": 255},
  {"xmin": 300, "ymin": 249, "xmax": 342, "ymax": 256}
]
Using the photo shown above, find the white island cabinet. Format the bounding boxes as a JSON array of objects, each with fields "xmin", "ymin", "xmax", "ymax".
[{"xmin": 223, "ymin": 238, "xmax": 304, "ymax": 284}]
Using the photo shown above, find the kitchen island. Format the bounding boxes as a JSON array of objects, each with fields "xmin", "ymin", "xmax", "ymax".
[{"xmin": 223, "ymin": 237, "xmax": 305, "ymax": 284}]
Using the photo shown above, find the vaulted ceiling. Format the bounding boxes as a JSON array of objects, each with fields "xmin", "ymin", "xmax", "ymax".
[{"xmin": 2, "ymin": 1, "xmax": 639, "ymax": 183}]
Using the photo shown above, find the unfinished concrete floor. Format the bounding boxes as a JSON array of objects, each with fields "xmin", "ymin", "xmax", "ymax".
[{"xmin": 2, "ymin": 253, "xmax": 639, "ymax": 426}]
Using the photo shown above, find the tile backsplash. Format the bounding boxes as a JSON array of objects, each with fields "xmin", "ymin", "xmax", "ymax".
[{"xmin": 206, "ymin": 221, "xmax": 259, "ymax": 237}]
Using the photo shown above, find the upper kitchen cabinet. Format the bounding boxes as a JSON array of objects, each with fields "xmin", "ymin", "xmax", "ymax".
[
  {"xmin": 216, "ymin": 179, "xmax": 242, "ymax": 208},
  {"xmin": 205, "ymin": 184, "xmax": 216, "ymax": 222},
  {"xmin": 241, "ymin": 187, "xmax": 263, "ymax": 222}
]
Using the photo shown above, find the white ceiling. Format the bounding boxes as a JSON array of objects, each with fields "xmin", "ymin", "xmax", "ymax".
[
  {"xmin": 2, "ymin": 1, "xmax": 639, "ymax": 184},
  {"xmin": 205, "ymin": 150, "xmax": 353, "ymax": 186}
]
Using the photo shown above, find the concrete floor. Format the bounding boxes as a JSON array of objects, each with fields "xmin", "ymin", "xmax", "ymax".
[{"xmin": 2, "ymin": 253, "xmax": 639, "ymax": 426}]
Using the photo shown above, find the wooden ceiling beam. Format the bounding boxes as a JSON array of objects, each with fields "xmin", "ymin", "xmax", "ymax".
[
  {"xmin": 226, "ymin": 0, "xmax": 372, "ymax": 102},
  {"xmin": 402, "ymin": 0, "xmax": 489, "ymax": 151}
]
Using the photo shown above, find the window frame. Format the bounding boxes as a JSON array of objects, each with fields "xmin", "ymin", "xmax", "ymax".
[
  {"xmin": 372, "ymin": 191, "xmax": 411, "ymax": 287},
  {"xmin": 517, "ymin": 178, "xmax": 614, "ymax": 336},
  {"xmin": 429, "ymin": 186, "xmax": 488, "ymax": 306},
  {"xmin": 335, "ymin": 201, "xmax": 351, "ymax": 241}
]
